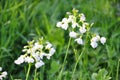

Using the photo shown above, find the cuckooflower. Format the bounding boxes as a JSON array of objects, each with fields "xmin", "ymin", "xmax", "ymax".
[
  {"xmin": 75, "ymin": 38, "xmax": 83, "ymax": 45},
  {"xmin": 14, "ymin": 38, "xmax": 56, "ymax": 69},
  {"xmin": 35, "ymin": 60, "xmax": 45, "ymax": 69},
  {"xmin": 0, "ymin": 67, "xmax": 7, "ymax": 80},
  {"xmin": 90, "ymin": 42, "xmax": 98, "ymax": 48},
  {"xmin": 79, "ymin": 26, "xmax": 86, "ymax": 34},
  {"xmin": 100, "ymin": 37, "xmax": 106, "ymax": 45},
  {"xmin": 69, "ymin": 31, "xmax": 77, "ymax": 38}
]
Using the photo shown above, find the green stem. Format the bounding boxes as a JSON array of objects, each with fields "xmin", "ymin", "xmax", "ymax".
[
  {"xmin": 72, "ymin": 31, "xmax": 89, "ymax": 79},
  {"xmin": 57, "ymin": 38, "xmax": 71, "ymax": 80},
  {"xmin": 71, "ymin": 46, "xmax": 85, "ymax": 79},
  {"xmin": 116, "ymin": 59, "xmax": 120, "ymax": 80},
  {"xmin": 26, "ymin": 63, "xmax": 31, "ymax": 80},
  {"xmin": 34, "ymin": 68, "xmax": 37, "ymax": 80}
]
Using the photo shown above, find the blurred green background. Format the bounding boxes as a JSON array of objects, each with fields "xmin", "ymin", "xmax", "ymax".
[{"xmin": 0, "ymin": 0, "xmax": 120, "ymax": 80}]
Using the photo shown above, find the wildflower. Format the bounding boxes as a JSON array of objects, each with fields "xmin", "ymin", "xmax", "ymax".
[
  {"xmin": 14, "ymin": 38, "xmax": 56, "ymax": 69},
  {"xmin": 24, "ymin": 56, "xmax": 34, "ymax": 63},
  {"xmin": 75, "ymin": 38, "xmax": 83, "ymax": 45},
  {"xmin": 72, "ymin": 22, "xmax": 78, "ymax": 28},
  {"xmin": 0, "ymin": 67, "xmax": 7, "ymax": 80},
  {"xmin": 90, "ymin": 42, "xmax": 98, "ymax": 48},
  {"xmin": 56, "ymin": 22, "xmax": 62, "ymax": 28},
  {"xmin": 79, "ymin": 26, "xmax": 86, "ymax": 34},
  {"xmin": 90, "ymin": 35, "xmax": 106, "ymax": 48},
  {"xmin": 46, "ymin": 42, "xmax": 52, "ymax": 49},
  {"xmin": 100, "ymin": 37, "xmax": 106, "ymax": 45},
  {"xmin": 56, "ymin": 8, "xmax": 106, "ymax": 49},
  {"xmin": 80, "ymin": 13, "xmax": 86, "ymax": 22},
  {"xmin": 35, "ymin": 60, "xmax": 45, "ymax": 69},
  {"xmin": 91, "ymin": 35, "xmax": 100, "ymax": 42},
  {"xmin": 14, "ymin": 55, "xmax": 25, "ymax": 65},
  {"xmin": 69, "ymin": 31, "xmax": 77, "ymax": 38}
]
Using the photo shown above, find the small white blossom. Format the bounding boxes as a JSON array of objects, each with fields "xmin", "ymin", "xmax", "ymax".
[
  {"xmin": 75, "ymin": 38, "xmax": 83, "ymax": 45},
  {"xmin": 14, "ymin": 55, "xmax": 25, "ymax": 65},
  {"xmin": 100, "ymin": 37, "xmax": 106, "ymax": 45},
  {"xmin": 34, "ymin": 43, "xmax": 43, "ymax": 50},
  {"xmin": 39, "ymin": 52, "xmax": 46, "ymax": 59},
  {"xmin": 79, "ymin": 26, "xmax": 86, "ymax": 34},
  {"xmin": 0, "ymin": 67, "xmax": 7, "ymax": 80},
  {"xmin": 49, "ymin": 48, "xmax": 56, "ymax": 56},
  {"xmin": 90, "ymin": 42, "xmax": 98, "ymax": 48},
  {"xmin": 72, "ymin": 22, "xmax": 78, "ymax": 28},
  {"xmin": 61, "ymin": 23, "xmax": 68, "ymax": 30},
  {"xmin": 56, "ymin": 22, "xmax": 62, "ymax": 27},
  {"xmin": 46, "ymin": 42, "xmax": 52, "ymax": 49},
  {"xmin": 68, "ymin": 15, "xmax": 75, "ymax": 23},
  {"xmin": 69, "ymin": 31, "xmax": 77, "ymax": 38},
  {"xmin": 24, "ymin": 56, "xmax": 34, "ymax": 63},
  {"xmin": 80, "ymin": 13, "xmax": 86, "ymax": 22},
  {"xmin": 1, "ymin": 71, "xmax": 7, "ymax": 78},
  {"xmin": 62, "ymin": 18, "xmax": 68, "ymax": 23},
  {"xmin": 91, "ymin": 35, "xmax": 100, "ymax": 42},
  {"xmin": 35, "ymin": 61, "xmax": 45, "ymax": 69}
]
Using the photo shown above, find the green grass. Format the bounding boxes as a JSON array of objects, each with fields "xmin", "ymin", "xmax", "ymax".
[{"xmin": 0, "ymin": 0, "xmax": 120, "ymax": 80}]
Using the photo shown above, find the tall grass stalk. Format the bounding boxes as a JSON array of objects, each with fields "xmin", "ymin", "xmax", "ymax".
[
  {"xmin": 57, "ymin": 38, "xmax": 71, "ymax": 80},
  {"xmin": 116, "ymin": 59, "xmax": 120, "ymax": 80}
]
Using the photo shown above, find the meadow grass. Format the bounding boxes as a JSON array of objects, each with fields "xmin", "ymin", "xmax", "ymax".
[{"xmin": 0, "ymin": 0, "xmax": 120, "ymax": 80}]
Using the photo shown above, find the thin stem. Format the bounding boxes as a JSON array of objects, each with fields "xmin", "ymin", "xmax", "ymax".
[
  {"xmin": 34, "ymin": 68, "xmax": 37, "ymax": 80},
  {"xmin": 25, "ymin": 63, "xmax": 31, "ymax": 80},
  {"xmin": 71, "ymin": 31, "xmax": 89, "ymax": 79},
  {"xmin": 71, "ymin": 46, "xmax": 85, "ymax": 79},
  {"xmin": 116, "ymin": 59, "xmax": 120, "ymax": 80},
  {"xmin": 57, "ymin": 38, "xmax": 71, "ymax": 80}
]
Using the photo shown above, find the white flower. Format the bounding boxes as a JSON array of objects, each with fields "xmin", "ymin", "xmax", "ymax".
[
  {"xmin": 75, "ymin": 38, "xmax": 83, "ymax": 45},
  {"xmin": 100, "ymin": 37, "xmax": 106, "ymax": 45},
  {"xmin": 1, "ymin": 71, "xmax": 7, "ymax": 78},
  {"xmin": 34, "ymin": 43, "xmax": 43, "ymax": 50},
  {"xmin": 0, "ymin": 67, "xmax": 2, "ymax": 71},
  {"xmin": 62, "ymin": 18, "xmax": 68, "ymax": 23},
  {"xmin": 39, "ymin": 52, "xmax": 46, "ymax": 59},
  {"xmin": 68, "ymin": 15, "xmax": 75, "ymax": 23},
  {"xmin": 57, "ymin": 18, "xmax": 69, "ymax": 30},
  {"xmin": 14, "ymin": 55, "xmax": 25, "ymax": 65},
  {"xmin": 79, "ymin": 26, "xmax": 86, "ymax": 34},
  {"xmin": 24, "ymin": 56, "xmax": 34, "ymax": 63},
  {"xmin": 61, "ymin": 23, "xmax": 68, "ymax": 30},
  {"xmin": 35, "ymin": 61, "xmax": 45, "ymax": 68},
  {"xmin": 69, "ymin": 31, "xmax": 77, "ymax": 38},
  {"xmin": 91, "ymin": 35, "xmax": 100, "ymax": 42},
  {"xmin": 90, "ymin": 42, "xmax": 98, "ymax": 48},
  {"xmin": 80, "ymin": 13, "xmax": 86, "ymax": 22},
  {"xmin": 49, "ymin": 48, "xmax": 56, "ymax": 56},
  {"xmin": 56, "ymin": 22, "xmax": 62, "ymax": 27},
  {"xmin": 46, "ymin": 42, "xmax": 52, "ymax": 49},
  {"xmin": 72, "ymin": 22, "xmax": 78, "ymax": 28}
]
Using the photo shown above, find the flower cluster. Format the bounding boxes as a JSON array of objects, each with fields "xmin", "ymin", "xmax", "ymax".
[
  {"xmin": 56, "ymin": 8, "xmax": 90, "ymax": 45},
  {"xmin": 56, "ymin": 8, "xmax": 106, "ymax": 48},
  {"xmin": 0, "ymin": 67, "xmax": 7, "ymax": 80},
  {"xmin": 90, "ymin": 35, "xmax": 106, "ymax": 48},
  {"xmin": 14, "ymin": 38, "xmax": 56, "ymax": 69}
]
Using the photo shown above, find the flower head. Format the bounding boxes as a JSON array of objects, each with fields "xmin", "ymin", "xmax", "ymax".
[
  {"xmin": 14, "ymin": 38, "xmax": 56, "ymax": 69},
  {"xmin": 100, "ymin": 37, "xmax": 106, "ymax": 45}
]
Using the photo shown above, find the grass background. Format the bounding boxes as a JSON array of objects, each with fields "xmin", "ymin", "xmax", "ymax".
[{"xmin": 0, "ymin": 0, "xmax": 120, "ymax": 80}]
